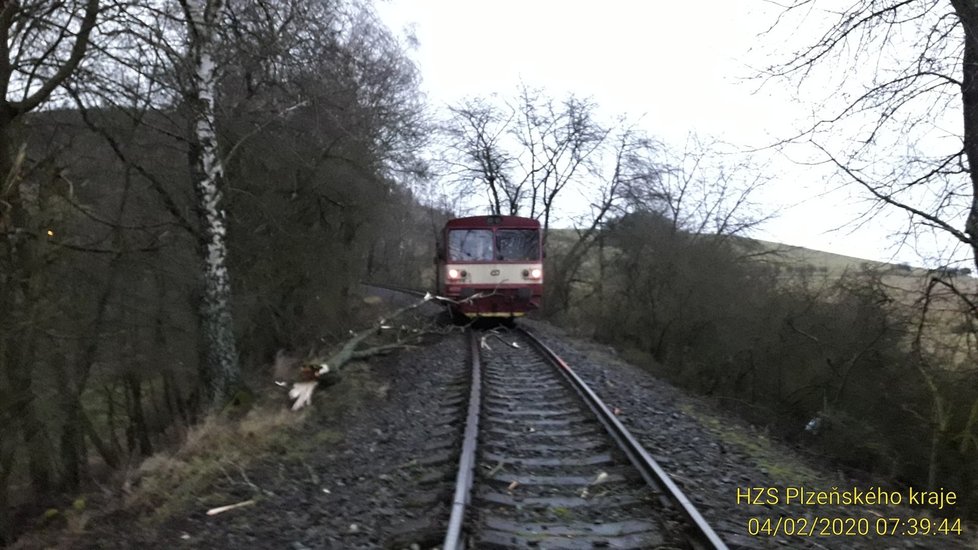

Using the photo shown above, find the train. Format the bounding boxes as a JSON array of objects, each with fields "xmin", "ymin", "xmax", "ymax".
[{"xmin": 435, "ymin": 215, "xmax": 543, "ymax": 319}]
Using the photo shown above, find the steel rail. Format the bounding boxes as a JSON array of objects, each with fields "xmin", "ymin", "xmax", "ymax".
[
  {"xmin": 442, "ymin": 330, "xmax": 482, "ymax": 550},
  {"xmin": 518, "ymin": 326, "xmax": 729, "ymax": 550},
  {"xmin": 360, "ymin": 282, "xmax": 725, "ymax": 547}
]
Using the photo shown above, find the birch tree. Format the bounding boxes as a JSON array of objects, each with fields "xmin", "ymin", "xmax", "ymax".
[{"xmin": 178, "ymin": 0, "xmax": 241, "ymax": 407}]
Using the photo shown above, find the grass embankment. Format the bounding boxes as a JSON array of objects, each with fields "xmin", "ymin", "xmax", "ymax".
[
  {"xmin": 681, "ymin": 403, "xmax": 825, "ymax": 483},
  {"xmin": 129, "ymin": 404, "xmax": 330, "ymax": 523},
  {"xmin": 12, "ymin": 358, "xmax": 384, "ymax": 549},
  {"xmin": 131, "ymin": 359, "xmax": 386, "ymax": 522}
]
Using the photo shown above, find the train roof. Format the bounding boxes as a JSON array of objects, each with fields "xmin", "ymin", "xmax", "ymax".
[{"xmin": 444, "ymin": 215, "xmax": 540, "ymax": 229}]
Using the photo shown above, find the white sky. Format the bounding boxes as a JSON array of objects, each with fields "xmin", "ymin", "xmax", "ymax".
[{"xmin": 376, "ymin": 0, "xmax": 966, "ymax": 267}]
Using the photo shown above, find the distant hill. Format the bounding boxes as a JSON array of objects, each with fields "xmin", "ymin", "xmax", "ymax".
[
  {"xmin": 749, "ymin": 239, "xmax": 899, "ymax": 274},
  {"xmin": 743, "ymin": 237, "xmax": 975, "ymax": 290},
  {"xmin": 547, "ymin": 225, "xmax": 974, "ymax": 289},
  {"xmin": 735, "ymin": 239, "xmax": 978, "ymax": 358}
]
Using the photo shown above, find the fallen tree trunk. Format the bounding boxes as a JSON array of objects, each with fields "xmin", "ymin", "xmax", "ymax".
[{"xmin": 287, "ymin": 293, "xmax": 437, "ymax": 410}]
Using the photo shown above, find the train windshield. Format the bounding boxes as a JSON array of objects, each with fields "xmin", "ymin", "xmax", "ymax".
[
  {"xmin": 495, "ymin": 229, "xmax": 540, "ymax": 261},
  {"xmin": 448, "ymin": 229, "xmax": 494, "ymax": 261}
]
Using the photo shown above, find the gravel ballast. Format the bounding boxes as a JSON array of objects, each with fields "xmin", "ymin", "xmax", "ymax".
[{"xmin": 523, "ymin": 319, "xmax": 976, "ymax": 550}]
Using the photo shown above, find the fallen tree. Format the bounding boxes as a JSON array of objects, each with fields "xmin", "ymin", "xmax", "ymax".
[{"xmin": 281, "ymin": 292, "xmax": 442, "ymax": 410}]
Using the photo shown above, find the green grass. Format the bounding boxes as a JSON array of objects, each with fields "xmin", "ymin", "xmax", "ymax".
[
  {"xmin": 681, "ymin": 403, "xmax": 827, "ymax": 484},
  {"xmin": 550, "ymin": 506, "xmax": 572, "ymax": 519}
]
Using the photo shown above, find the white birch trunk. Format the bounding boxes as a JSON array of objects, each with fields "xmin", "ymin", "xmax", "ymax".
[{"xmin": 184, "ymin": 0, "xmax": 241, "ymax": 407}]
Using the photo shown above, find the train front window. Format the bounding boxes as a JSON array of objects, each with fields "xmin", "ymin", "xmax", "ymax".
[
  {"xmin": 448, "ymin": 229, "xmax": 494, "ymax": 261},
  {"xmin": 495, "ymin": 229, "xmax": 539, "ymax": 261}
]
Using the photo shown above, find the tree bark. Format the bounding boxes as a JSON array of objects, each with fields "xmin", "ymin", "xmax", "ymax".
[
  {"xmin": 0, "ymin": 0, "xmax": 101, "ymax": 504},
  {"xmin": 953, "ymin": 0, "xmax": 978, "ymax": 273},
  {"xmin": 125, "ymin": 373, "xmax": 153, "ymax": 457},
  {"xmin": 0, "ymin": 141, "xmax": 54, "ymax": 494},
  {"xmin": 182, "ymin": 0, "xmax": 243, "ymax": 408}
]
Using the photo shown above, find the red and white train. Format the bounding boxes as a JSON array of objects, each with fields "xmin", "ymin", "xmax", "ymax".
[{"xmin": 435, "ymin": 215, "xmax": 543, "ymax": 319}]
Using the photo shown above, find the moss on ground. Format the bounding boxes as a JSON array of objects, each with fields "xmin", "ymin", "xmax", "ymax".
[{"xmin": 680, "ymin": 402, "xmax": 827, "ymax": 484}]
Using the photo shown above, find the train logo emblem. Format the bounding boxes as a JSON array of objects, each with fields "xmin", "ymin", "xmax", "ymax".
[{"xmin": 491, "ymin": 269, "xmax": 500, "ymax": 276}]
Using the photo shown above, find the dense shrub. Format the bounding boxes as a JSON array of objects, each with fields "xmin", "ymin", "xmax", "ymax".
[{"xmin": 555, "ymin": 209, "xmax": 978, "ymax": 516}]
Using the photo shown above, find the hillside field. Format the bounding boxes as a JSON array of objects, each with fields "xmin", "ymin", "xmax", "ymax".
[{"xmin": 546, "ymin": 228, "xmax": 977, "ymax": 366}]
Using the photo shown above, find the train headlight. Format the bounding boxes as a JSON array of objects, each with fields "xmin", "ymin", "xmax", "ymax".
[
  {"xmin": 448, "ymin": 268, "xmax": 460, "ymax": 279},
  {"xmin": 523, "ymin": 268, "xmax": 542, "ymax": 279}
]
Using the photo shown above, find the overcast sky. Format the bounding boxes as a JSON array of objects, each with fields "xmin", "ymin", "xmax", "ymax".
[{"xmin": 376, "ymin": 0, "xmax": 966, "ymax": 267}]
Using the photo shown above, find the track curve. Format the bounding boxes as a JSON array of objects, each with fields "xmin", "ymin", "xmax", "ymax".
[
  {"xmin": 445, "ymin": 327, "xmax": 728, "ymax": 549},
  {"xmin": 361, "ymin": 284, "xmax": 727, "ymax": 548}
]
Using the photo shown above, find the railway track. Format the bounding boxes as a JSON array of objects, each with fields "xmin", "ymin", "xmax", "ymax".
[
  {"xmin": 442, "ymin": 327, "xmax": 727, "ymax": 549},
  {"xmin": 362, "ymin": 283, "xmax": 727, "ymax": 548}
]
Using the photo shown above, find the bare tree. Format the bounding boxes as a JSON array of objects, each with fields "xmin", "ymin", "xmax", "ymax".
[
  {"xmin": 0, "ymin": 0, "xmax": 99, "ymax": 166},
  {"xmin": 760, "ymin": 1, "xmax": 978, "ymax": 272},
  {"xmin": 567, "ymin": 134, "xmax": 771, "ymax": 334},
  {"xmin": 62, "ymin": 0, "xmax": 427, "ymax": 409},
  {"xmin": 0, "ymin": 0, "xmax": 428, "ymax": 543},
  {"xmin": 0, "ymin": 0, "xmax": 101, "ymax": 516},
  {"xmin": 440, "ymin": 85, "xmax": 610, "ymax": 242},
  {"xmin": 622, "ymin": 135, "xmax": 773, "ymax": 238},
  {"xmin": 546, "ymin": 126, "xmax": 653, "ymax": 313},
  {"xmin": 443, "ymin": 97, "xmax": 516, "ymax": 216},
  {"xmin": 512, "ymin": 85, "xmax": 610, "ymax": 242}
]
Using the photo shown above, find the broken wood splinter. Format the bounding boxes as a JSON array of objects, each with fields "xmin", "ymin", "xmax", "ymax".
[{"xmin": 206, "ymin": 499, "xmax": 256, "ymax": 516}]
